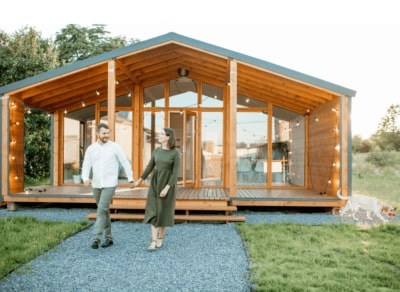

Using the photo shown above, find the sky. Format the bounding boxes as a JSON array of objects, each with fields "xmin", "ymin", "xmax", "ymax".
[{"xmin": 1, "ymin": 0, "xmax": 399, "ymax": 138}]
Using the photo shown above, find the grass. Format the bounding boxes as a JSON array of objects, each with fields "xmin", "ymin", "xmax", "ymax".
[
  {"xmin": 236, "ymin": 152, "xmax": 400, "ymax": 291},
  {"xmin": 352, "ymin": 152, "xmax": 400, "ymax": 209},
  {"xmin": 0, "ymin": 216, "xmax": 91, "ymax": 279},
  {"xmin": 236, "ymin": 223, "xmax": 400, "ymax": 291}
]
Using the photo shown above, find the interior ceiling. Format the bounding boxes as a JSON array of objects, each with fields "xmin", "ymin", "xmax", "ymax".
[{"xmin": 16, "ymin": 42, "xmax": 338, "ymax": 116}]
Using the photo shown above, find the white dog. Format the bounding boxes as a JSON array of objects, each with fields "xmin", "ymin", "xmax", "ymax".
[{"xmin": 337, "ymin": 189, "xmax": 395, "ymax": 222}]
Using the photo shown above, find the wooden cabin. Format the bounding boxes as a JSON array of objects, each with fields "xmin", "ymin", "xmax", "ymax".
[{"xmin": 0, "ymin": 32, "xmax": 356, "ymax": 222}]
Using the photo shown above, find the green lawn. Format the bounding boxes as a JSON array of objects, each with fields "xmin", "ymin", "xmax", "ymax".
[
  {"xmin": 237, "ymin": 152, "xmax": 400, "ymax": 291},
  {"xmin": 0, "ymin": 216, "xmax": 91, "ymax": 279}
]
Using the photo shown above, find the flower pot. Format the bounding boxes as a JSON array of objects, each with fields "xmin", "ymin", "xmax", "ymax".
[{"xmin": 73, "ymin": 174, "xmax": 81, "ymax": 184}]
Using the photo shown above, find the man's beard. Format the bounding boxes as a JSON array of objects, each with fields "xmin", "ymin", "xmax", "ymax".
[{"xmin": 99, "ymin": 137, "xmax": 109, "ymax": 143}]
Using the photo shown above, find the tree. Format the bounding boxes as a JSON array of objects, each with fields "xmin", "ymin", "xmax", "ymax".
[
  {"xmin": 0, "ymin": 27, "xmax": 59, "ymax": 181},
  {"xmin": 0, "ymin": 26, "xmax": 58, "ymax": 86},
  {"xmin": 24, "ymin": 110, "xmax": 52, "ymax": 180},
  {"xmin": 55, "ymin": 24, "xmax": 137, "ymax": 65},
  {"xmin": 371, "ymin": 104, "xmax": 400, "ymax": 151},
  {"xmin": 352, "ymin": 135, "xmax": 372, "ymax": 153}
]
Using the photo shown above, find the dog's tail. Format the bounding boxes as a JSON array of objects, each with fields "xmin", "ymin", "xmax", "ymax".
[{"xmin": 336, "ymin": 189, "xmax": 349, "ymax": 200}]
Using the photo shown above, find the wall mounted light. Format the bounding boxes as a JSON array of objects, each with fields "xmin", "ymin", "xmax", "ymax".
[{"xmin": 178, "ymin": 68, "xmax": 188, "ymax": 77}]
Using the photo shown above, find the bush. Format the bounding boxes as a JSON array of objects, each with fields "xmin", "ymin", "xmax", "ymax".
[{"xmin": 365, "ymin": 151, "xmax": 397, "ymax": 167}]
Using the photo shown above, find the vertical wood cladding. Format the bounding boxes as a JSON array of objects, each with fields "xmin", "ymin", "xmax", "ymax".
[
  {"xmin": 308, "ymin": 98, "xmax": 340, "ymax": 195},
  {"xmin": 9, "ymin": 96, "xmax": 25, "ymax": 193}
]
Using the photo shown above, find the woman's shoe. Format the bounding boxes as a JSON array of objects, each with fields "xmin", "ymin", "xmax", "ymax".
[
  {"xmin": 147, "ymin": 240, "xmax": 157, "ymax": 251},
  {"xmin": 156, "ymin": 237, "xmax": 163, "ymax": 248}
]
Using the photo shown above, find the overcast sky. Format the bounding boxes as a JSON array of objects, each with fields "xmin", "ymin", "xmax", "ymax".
[{"xmin": 1, "ymin": 0, "xmax": 399, "ymax": 138}]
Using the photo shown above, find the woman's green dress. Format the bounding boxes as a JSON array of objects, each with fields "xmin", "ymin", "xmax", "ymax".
[{"xmin": 141, "ymin": 147, "xmax": 181, "ymax": 227}]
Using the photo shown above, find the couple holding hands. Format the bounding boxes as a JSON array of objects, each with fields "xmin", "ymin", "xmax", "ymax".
[{"xmin": 81, "ymin": 123, "xmax": 180, "ymax": 251}]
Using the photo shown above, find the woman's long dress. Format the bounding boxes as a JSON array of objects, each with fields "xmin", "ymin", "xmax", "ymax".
[{"xmin": 141, "ymin": 147, "xmax": 181, "ymax": 227}]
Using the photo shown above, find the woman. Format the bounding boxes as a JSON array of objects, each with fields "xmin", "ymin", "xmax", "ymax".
[{"xmin": 134, "ymin": 128, "xmax": 181, "ymax": 250}]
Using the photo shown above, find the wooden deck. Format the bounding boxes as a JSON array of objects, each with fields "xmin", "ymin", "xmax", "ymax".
[{"xmin": 5, "ymin": 186, "xmax": 343, "ymax": 222}]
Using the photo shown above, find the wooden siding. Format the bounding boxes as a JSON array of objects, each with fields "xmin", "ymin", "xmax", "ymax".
[
  {"xmin": 9, "ymin": 97, "xmax": 24, "ymax": 193},
  {"xmin": 308, "ymin": 98, "xmax": 340, "ymax": 195}
]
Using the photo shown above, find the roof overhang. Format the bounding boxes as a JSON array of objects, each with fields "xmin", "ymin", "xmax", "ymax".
[{"xmin": 0, "ymin": 32, "xmax": 356, "ymax": 115}]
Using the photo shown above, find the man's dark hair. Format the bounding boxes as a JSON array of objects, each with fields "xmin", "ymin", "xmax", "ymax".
[{"xmin": 96, "ymin": 123, "xmax": 109, "ymax": 133}]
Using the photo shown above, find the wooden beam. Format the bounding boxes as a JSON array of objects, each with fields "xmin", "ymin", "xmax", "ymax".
[
  {"xmin": 115, "ymin": 59, "xmax": 137, "ymax": 84},
  {"xmin": 229, "ymin": 60, "xmax": 237, "ymax": 196},
  {"xmin": 340, "ymin": 95, "xmax": 350, "ymax": 196},
  {"xmin": 132, "ymin": 84, "xmax": 141, "ymax": 180},
  {"xmin": 107, "ymin": 60, "xmax": 116, "ymax": 140},
  {"xmin": 1, "ymin": 94, "xmax": 10, "ymax": 198}
]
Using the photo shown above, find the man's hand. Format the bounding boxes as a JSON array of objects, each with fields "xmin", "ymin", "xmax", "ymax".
[{"xmin": 84, "ymin": 179, "xmax": 91, "ymax": 186}]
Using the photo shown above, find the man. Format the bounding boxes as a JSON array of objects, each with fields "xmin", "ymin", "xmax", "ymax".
[{"xmin": 81, "ymin": 123, "xmax": 134, "ymax": 249}]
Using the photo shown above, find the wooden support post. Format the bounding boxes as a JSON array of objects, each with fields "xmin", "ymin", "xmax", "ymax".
[{"xmin": 107, "ymin": 60, "xmax": 116, "ymax": 140}]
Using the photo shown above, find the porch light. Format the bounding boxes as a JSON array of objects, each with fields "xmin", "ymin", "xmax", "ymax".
[
  {"xmin": 64, "ymin": 108, "xmax": 68, "ymax": 114},
  {"xmin": 96, "ymin": 90, "xmax": 100, "ymax": 96},
  {"xmin": 178, "ymin": 68, "xmax": 188, "ymax": 77},
  {"xmin": 81, "ymin": 100, "xmax": 86, "ymax": 107}
]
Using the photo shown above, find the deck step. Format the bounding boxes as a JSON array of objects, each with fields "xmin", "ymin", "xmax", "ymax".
[
  {"xmin": 86, "ymin": 213, "xmax": 246, "ymax": 222},
  {"xmin": 110, "ymin": 204, "xmax": 237, "ymax": 212}
]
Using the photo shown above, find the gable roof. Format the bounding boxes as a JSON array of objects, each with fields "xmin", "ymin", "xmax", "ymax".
[{"xmin": 0, "ymin": 32, "xmax": 356, "ymax": 114}]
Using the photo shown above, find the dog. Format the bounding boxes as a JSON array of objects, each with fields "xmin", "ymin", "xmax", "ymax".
[{"xmin": 337, "ymin": 189, "xmax": 395, "ymax": 222}]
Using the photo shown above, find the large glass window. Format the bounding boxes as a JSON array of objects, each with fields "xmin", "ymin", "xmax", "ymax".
[
  {"xmin": 169, "ymin": 78, "xmax": 198, "ymax": 107},
  {"xmin": 63, "ymin": 117, "xmax": 82, "ymax": 183},
  {"xmin": 142, "ymin": 111, "xmax": 164, "ymax": 182},
  {"xmin": 201, "ymin": 83, "xmax": 223, "ymax": 107},
  {"xmin": 63, "ymin": 104, "xmax": 96, "ymax": 184},
  {"xmin": 236, "ymin": 111, "xmax": 268, "ymax": 186},
  {"xmin": 273, "ymin": 106, "xmax": 305, "ymax": 186},
  {"xmin": 201, "ymin": 112, "xmax": 223, "ymax": 186},
  {"xmin": 237, "ymin": 94, "xmax": 267, "ymax": 108},
  {"xmin": 144, "ymin": 83, "xmax": 165, "ymax": 107}
]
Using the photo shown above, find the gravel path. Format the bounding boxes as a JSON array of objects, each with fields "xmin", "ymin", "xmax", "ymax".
[{"xmin": 0, "ymin": 205, "xmax": 397, "ymax": 292}]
